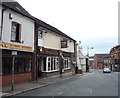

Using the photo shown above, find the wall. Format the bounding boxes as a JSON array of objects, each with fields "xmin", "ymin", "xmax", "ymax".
[
  {"xmin": 43, "ymin": 31, "xmax": 60, "ymax": 50},
  {"xmin": 43, "ymin": 31, "xmax": 74, "ymax": 53},
  {"xmin": 97, "ymin": 62, "xmax": 104, "ymax": 69},
  {"xmin": 0, "ymin": 4, "xmax": 1, "ymax": 25},
  {"xmin": 0, "ymin": 4, "xmax": 2, "ymax": 38},
  {"xmin": 61, "ymin": 40, "xmax": 74, "ymax": 53},
  {"xmin": 2, "ymin": 72, "xmax": 31, "ymax": 86},
  {"xmin": 93, "ymin": 56, "xmax": 100, "ymax": 69},
  {"xmin": 1, "ymin": 9, "xmax": 34, "ymax": 52}
]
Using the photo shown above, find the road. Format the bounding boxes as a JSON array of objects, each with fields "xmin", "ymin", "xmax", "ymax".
[{"xmin": 15, "ymin": 69, "xmax": 118, "ymax": 96}]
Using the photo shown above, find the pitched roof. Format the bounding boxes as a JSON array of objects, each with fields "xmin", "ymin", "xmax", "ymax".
[
  {"xmin": 103, "ymin": 54, "xmax": 110, "ymax": 58},
  {"xmin": 2, "ymin": 1, "xmax": 34, "ymax": 20},
  {"xmin": 2, "ymin": 2, "xmax": 76, "ymax": 42},
  {"xmin": 110, "ymin": 45, "xmax": 120, "ymax": 53},
  {"xmin": 35, "ymin": 18, "xmax": 76, "ymax": 42},
  {"xmin": 94, "ymin": 54, "xmax": 109, "ymax": 58}
]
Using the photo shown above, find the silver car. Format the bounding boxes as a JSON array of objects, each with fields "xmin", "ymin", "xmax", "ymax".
[{"xmin": 103, "ymin": 68, "xmax": 111, "ymax": 73}]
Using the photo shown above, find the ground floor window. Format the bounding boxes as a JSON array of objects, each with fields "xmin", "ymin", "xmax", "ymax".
[
  {"xmin": 64, "ymin": 58, "xmax": 70, "ymax": 69},
  {"xmin": 14, "ymin": 58, "xmax": 31, "ymax": 73},
  {"xmin": 2, "ymin": 57, "xmax": 32, "ymax": 75},
  {"xmin": 46, "ymin": 57, "xmax": 58, "ymax": 72},
  {"xmin": 2, "ymin": 57, "xmax": 12, "ymax": 74}
]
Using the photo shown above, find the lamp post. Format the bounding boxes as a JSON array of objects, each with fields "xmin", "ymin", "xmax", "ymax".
[{"xmin": 86, "ymin": 47, "xmax": 93, "ymax": 72}]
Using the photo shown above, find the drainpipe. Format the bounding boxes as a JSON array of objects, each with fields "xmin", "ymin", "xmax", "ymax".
[{"xmin": 0, "ymin": 6, "xmax": 7, "ymax": 41}]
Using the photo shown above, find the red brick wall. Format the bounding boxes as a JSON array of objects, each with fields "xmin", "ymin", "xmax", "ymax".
[
  {"xmin": 93, "ymin": 56, "xmax": 101, "ymax": 69},
  {"xmin": 97, "ymin": 62, "xmax": 104, "ymax": 69},
  {"xmin": 42, "ymin": 71, "xmax": 59, "ymax": 77},
  {"xmin": 42, "ymin": 69, "xmax": 71, "ymax": 77},
  {"xmin": 1, "ymin": 72, "xmax": 31, "ymax": 87}
]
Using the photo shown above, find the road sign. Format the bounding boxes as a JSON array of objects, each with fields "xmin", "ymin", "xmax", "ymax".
[{"xmin": 12, "ymin": 51, "xmax": 17, "ymax": 56}]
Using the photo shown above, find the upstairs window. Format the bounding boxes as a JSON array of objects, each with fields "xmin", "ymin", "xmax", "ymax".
[
  {"xmin": 38, "ymin": 30, "xmax": 43, "ymax": 39},
  {"xmin": 11, "ymin": 22, "xmax": 21, "ymax": 42}
]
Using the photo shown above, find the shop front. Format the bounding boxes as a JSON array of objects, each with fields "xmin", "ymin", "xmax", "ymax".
[
  {"xmin": 37, "ymin": 47, "xmax": 73, "ymax": 77},
  {"xmin": 0, "ymin": 42, "xmax": 33, "ymax": 86}
]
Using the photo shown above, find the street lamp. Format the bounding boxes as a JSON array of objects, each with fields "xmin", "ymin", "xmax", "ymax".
[
  {"xmin": 86, "ymin": 47, "xmax": 93, "ymax": 72},
  {"xmin": 87, "ymin": 47, "xmax": 94, "ymax": 57}
]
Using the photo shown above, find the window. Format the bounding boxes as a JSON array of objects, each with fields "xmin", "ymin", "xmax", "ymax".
[
  {"xmin": 11, "ymin": 22, "xmax": 21, "ymax": 42},
  {"xmin": 2, "ymin": 57, "xmax": 31, "ymax": 75},
  {"xmin": 38, "ymin": 30, "xmax": 43, "ymax": 39},
  {"xmin": 14, "ymin": 58, "xmax": 31, "ymax": 73},
  {"xmin": 46, "ymin": 57, "xmax": 58, "ymax": 72},
  {"xmin": 2, "ymin": 57, "xmax": 12, "ymax": 74},
  {"xmin": 64, "ymin": 58, "xmax": 70, "ymax": 69}
]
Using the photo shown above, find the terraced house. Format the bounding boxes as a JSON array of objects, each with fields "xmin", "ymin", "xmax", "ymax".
[
  {"xmin": 0, "ymin": 2, "xmax": 35, "ymax": 86},
  {"xmin": 0, "ymin": 1, "xmax": 76, "ymax": 86},
  {"xmin": 34, "ymin": 18, "xmax": 76, "ymax": 79}
]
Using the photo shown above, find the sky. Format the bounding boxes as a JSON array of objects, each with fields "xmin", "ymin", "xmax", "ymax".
[{"xmin": 16, "ymin": 0, "xmax": 119, "ymax": 56}]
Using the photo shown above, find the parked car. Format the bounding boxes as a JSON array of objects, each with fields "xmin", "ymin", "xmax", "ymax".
[{"xmin": 103, "ymin": 68, "xmax": 111, "ymax": 73}]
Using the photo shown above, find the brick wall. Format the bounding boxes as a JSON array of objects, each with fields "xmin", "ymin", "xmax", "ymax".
[
  {"xmin": 2, "ymin": 72, "xmax": 31, "ymax": 87},
  {"xmin": 93, "ymin": 56, "xmax": 100, "ymax": 69},
  {"xmin": 42, "ymin": 69, "xmax": 71, "ymax": 77},
  {"xmin": 97, "ymin": 62, "xmax": 104, "ymax": 69}
]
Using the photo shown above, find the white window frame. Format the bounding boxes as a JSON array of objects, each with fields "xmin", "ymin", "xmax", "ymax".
[
  {"xmin": 38, "ymin": 30, "xmax": 43, "ymax": 39},
  {"xmin": 64, "ymin": 58, "xmax": 70, "ymax": 70},
  {"xmin": 45, "ymin": 57, "xmax": 59, "ymax": 72}
]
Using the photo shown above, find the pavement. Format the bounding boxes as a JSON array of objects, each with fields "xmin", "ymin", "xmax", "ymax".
[
  {"xmin": 12, "ymin": 69, "xmax": 118, "ymax": 96},
  {"xmin": 1, "ymin": 71, "xmax": 91, "ymax": 97}
]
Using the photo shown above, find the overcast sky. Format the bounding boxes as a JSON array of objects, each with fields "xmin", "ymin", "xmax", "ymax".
[{"xmin": 16, "ymin": 0, "xmax": 119, "ymax": 56}]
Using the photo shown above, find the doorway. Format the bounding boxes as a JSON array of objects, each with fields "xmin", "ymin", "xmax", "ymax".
[{"xmin": 37, "ymin": 56, "xmax": 46, "ymax": 77}]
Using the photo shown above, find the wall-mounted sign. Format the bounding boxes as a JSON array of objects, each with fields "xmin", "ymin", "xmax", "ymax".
[
  {"xmin": 61, "ymin": 40, "xmax": 67, "ymax": 48},
  {"xmin": 12, "ymin": 51, "xmax": 17, "ymax": 56},
  {"xmin": 38, "ymin": 48, "xmax": 59, "ymax": 56},
  {"xmin": 0, "ymin": 42, "xmax": 33, "ymax": 52}
]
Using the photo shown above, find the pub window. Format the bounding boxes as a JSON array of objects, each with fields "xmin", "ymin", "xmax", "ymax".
[
  {"xmin": 47, "ymin": 57, "xmax": 59, "ymax": 72},
  {"xmin": 51, "ymin": 57, "xmax": 53, "ymax": 70},
  {"xmin": 64, "ymin": 58, "xmax": 70, "ymax": 69},
  {"xmin": 11, "ymin": 22, "xmax": 21, "ymax": 42},
  {"xmin": 56, "ymin": 58, "xmax": 58, "ymax": 70},
  {"xmin": 38, "ymin": 30, "xmax": 43, "ymax": 39}
]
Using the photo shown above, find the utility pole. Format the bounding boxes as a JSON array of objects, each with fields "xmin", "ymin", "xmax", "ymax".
[{"xmin": 86, "ymin": 47, "xmax": 93, "ymax": 72}]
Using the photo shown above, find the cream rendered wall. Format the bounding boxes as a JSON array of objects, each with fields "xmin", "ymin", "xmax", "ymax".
[
  {"xmin": 0, "ymin": 4, "xmax": 2, "ymax": 36},
  {"xmin": 43, "ymin": 31, "xmax": 60, "ymax": 50},
  {"xmin": 1, "ymin": 9, "xmax": 34, "ymax": 52},
  {"xmin": 61, "ymin": 40, "xmax": 74, "ymax": 53},
  {"xmin": 44, "ymin": 31, "xmax": 74, "ymax": 53}
]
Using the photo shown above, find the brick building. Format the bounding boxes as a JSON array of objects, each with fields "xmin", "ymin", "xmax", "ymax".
[
  {"xmin": 109, "ymin": 45, "xmax": 120, "ymax": 72},
  {"xmin": 93, "ymin": 54, "xmax": 109, "ymax": 69}
]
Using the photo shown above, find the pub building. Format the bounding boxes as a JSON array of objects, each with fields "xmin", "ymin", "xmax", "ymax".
[
  {"xmin": 34, "ymin": 18, "xmax": 76, "ymax": 78},
  {"xmin": 0, "ymin": 1, "xmax": 76, "ymax": 87},
  {"xmin": 0, "ymin": 2, "xmax": 35, "ymax": 86}
]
